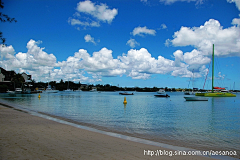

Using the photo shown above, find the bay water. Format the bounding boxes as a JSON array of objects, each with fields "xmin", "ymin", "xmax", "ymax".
[{"xmin": 0, "ymin": 91, "xmax": 239, "ymax": 156}]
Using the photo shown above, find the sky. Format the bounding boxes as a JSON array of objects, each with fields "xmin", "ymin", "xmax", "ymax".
[{"xmin": 0, "ymin": 0, "xmax": 240, "ymax": 89}]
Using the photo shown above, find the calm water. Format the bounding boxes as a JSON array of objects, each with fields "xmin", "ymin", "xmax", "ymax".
[{"xmin": 0, "ymin": 91, "xmax": 239, "ymax": 154}]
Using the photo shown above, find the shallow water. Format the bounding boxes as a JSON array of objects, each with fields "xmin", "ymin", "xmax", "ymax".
[{"xmin": 0, "ymin": 91, "xmax": 239, "ymax": 154}]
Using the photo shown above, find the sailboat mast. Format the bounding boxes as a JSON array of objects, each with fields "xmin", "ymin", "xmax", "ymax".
[{"xmin": 212, "ymin": 44, "xmax": 214, "ymax": 93}]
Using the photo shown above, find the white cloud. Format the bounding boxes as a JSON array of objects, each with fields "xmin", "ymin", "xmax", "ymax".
[
  {"xmin": 76, "ymin": 0, "xmax": 118, "ymax": 23},
  {"xmin": 232, "ymin": 17, "xmax": 240, "ymax": 26},
  {"xmin": 0, "ymin": 45, "xmax": 15, "ymax": 60},
  {"xmin": 0, "ymin": 41, "xmax": 207, "ymax": 82},
  {"xmin": 160, "ymin": 0, "xmax": 203, "ymax": 5},
  {"xmin": 118, "ymin": 48, "xmax": 177, "ymax": 79},
  {"xmin": 68, "ymin": 18, "xmax": 100, "ymax": 27},
  {"xmin": 160, "ymin": 24, "xmax": 167, "ymax": 29},
  {"xmin": 170, "ymin": 19, "xmax": 240, "ymax": 57},
  {"xmin": 227, "ymin": 0, "xmax": 240, "ymax": 11},
  {"xmin": 132, "ymin": 26, "xmax": 156, "ymax": 36},
  {"xmin": 84, "ymin": 34, "xmax": 97, "ymax": 45},
  {"xmin": 0, "ymin": 40, "xmax": 58, "ymax": 81},
  {"xmin": 126, "ymin": 38, "xmax": 140, "ymax": 48}
]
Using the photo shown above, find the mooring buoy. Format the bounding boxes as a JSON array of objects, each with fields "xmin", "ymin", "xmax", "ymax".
[{"xmin": 123, "ymin": 97, "xmax": 127, "ymax": 104}]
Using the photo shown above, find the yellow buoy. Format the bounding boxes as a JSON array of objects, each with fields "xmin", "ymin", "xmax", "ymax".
[
  {"xmin": 123, "ymin": 97, "xmax": 127, "ymax": 104},
  {"xmin": 38, "ymin": 93, "xmax": 41, "ymax": 99}
]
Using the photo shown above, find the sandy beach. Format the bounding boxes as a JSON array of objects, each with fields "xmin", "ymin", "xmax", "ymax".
[{"xmin": 0, "ymin": 104, "xmax": 217, "ymax": 160}]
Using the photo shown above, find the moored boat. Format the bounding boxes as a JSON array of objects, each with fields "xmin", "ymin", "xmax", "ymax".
[
  {"xmin": 119, "ymin": 92, "xmax": 134, "ymax": 95},
  {"xmin": 43, "ymin": 85, "xmax": 58, "ymax": 93},
  {"xmin": 157, "ymin": 89, "xmax": 165, "ymax": 94},
  {"xmin": 195, "ymin": 44, "xmax": 236, "ymax": 97},
  {"xmin": 154, "ymin": 94, "xmax": 170, "ymax": 97},
  {"xmin": 184, "ymin": 96, "xmax": 208, "ymax": 101}
]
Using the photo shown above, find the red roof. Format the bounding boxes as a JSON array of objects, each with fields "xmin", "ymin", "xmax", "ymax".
[{"xmin": 214, "ymin": 87, "xmax": 225, "ymax": 90}]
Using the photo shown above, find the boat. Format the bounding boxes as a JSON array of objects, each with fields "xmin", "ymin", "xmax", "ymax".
[
  {"xmin": 184, "ymin": 91, "xmax": 190, "ymax": 95},
  {"xmin": 75, "ymin": 88, "xmax": 82, "ymax": 92},
  {"xmin": 6, "ymin": 90, "xmax": 15, "ymax": 94},
  {"xmin": 90, "ymin": 88, "xmax": 97, "ymax": 92},
  {"xmin": 15, "ymin": 88, "xmax": 23, "ymax": 94},
  {"xmin": 119, "ymin": 92, "xmax": 134, "ymax": 95},
  {"xmin": 154, "ymin": 94, "xmax": 170, "ymax": 97},
  {"xmin": 195, "ymin": 44, "xmax": 236, "ymax": 97},
  {"xmin": 7, "ymin": 88, "xmax": 23, "ymax": 94},
  {"xmin": 64, "ymin": 81, "xmax": 73, "ymax": 92},
  {"xmin": 22, "ymin": 88, "xmax": 31, "ymax": 94},
  {"xmin": 157, "ymin": 89, "xmax": 165, "ymax": 94},
  {"xmin": 43, "ymin": 85, "xmax": 58, "ymax": 93},
  {"xmin": 184, "ymin": 96, "xmax": 208, "ymax": 101},
  {"xmin": 184, "ymin": 70, "xmax": 197, "ymax": 95}
]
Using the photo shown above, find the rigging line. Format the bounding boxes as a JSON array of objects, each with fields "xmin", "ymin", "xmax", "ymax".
[{"xmin": 203, "ymin": 61, "xmax": 211, "ymax": 89}]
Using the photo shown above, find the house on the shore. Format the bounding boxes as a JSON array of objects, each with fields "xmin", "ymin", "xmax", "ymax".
[
  {"xmin": 80, "ymin": 84, "xmax": 88, "ymax": 90},
  {"xmin": 0, "ymin": 67, "xmax": 16, "ymax": 82},
  {"xmin": 0, "ymin": 67, "xmax": 32, "ymax": 92},
  {"xmin": 21, "ymin": 72, "xmax": 32, "ymax": 83}
]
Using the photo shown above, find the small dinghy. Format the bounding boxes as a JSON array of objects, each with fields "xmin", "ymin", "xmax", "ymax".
[{"xmin": 154, "ymin": 94, "xmax": 170, "ymax": 98}]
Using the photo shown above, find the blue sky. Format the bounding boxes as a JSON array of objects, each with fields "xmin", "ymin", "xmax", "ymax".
[{"xmin": 0, "ymin": 0, "xmax": 240, "ymax": 89}]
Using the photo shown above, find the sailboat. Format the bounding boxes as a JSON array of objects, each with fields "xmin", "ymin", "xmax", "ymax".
[
  {"xmin": 64, "ymin": 81, "xmax": 73, "ymax": 92},
  {"xmin": 195, "ymin": 44, "xmax": 236, "ymax": 97},
  {"xmin": 43, "ymin": 72, "xmax": 59, "ymax": 93}
]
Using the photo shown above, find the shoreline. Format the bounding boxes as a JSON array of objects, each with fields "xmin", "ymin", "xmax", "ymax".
[{"xmin": 0, "ymin": 102, "xmax": 238, "ymax": 159}]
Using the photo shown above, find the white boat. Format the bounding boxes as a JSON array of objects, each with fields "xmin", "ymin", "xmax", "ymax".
[
  {"xmin": 157, "ymin": 89, "xmax": 165, "ymax": 94},
  {"xmin": 75, "ymin": 88, "xmax": 82, "ymax": 92},
  {"xmin": 43, "ymin": 85, "xmax": 58, "ymax": 93},
  {"xmin": 6, "ymin": 90, "xmax": 15, "ymax": 94},
  {"xmin": 184, "ymin": 96, "xmax": 208, "ymax": 101},
  {"xmin": 22, "ymin": 88, "xmax": 31, "ymax": 94},
  {"xmin": 15, "ymin": 88, "xmax": 23, "ymax": 94},
  {"xmin": 7, "ymin": 88, "xmax": 23, "ymax": 94},
  {"xmin": 90, "ymin": 88, "xmax": 97, "ymax": 92},
  {"xmin": 64, "ymin": 81, "xmax": 73, "ymax": 92},
  {"xmin": 43, "ymin": 72, "xmax": 59, "ymax": 93}
]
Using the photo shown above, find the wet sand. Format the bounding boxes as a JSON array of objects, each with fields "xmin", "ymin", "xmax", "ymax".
[{"xmin": 0, "ymin": 105, "xmax": 216, "ymax": 160}]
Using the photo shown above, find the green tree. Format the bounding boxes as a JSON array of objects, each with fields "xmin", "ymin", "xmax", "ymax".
[{"xmin": 12, "ymin": 73, "xmax": 24, "ymax": 88}]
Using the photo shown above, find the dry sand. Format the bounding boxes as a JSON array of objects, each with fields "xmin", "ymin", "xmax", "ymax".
[{"xmin": 0, "ymin": 104, "xmax": 216, "ymax": 160}]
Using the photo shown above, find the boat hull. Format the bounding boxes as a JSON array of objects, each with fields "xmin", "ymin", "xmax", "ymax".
[
  {"xmin": 195, "ymin": 93, "xmax": 205, "ymax": 96},
  {"xmin": 154, "ymin": 94, "xmax": 170, "ymax": 97},
  {"xmin": 119, "ymin": 93, "xmax": 134, "ymax": 95},
  {"xmin": 204, "ymin": 92, "xmax": 236, "ymax": 97},
  {"xmin": 184, "ymin": 97, "xmax": 208, "ymax": 101}
]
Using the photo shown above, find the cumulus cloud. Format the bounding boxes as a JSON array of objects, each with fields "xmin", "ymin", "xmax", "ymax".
[
  {"xmin": 2, "ymin": 15, "xmax": 239, "ymax": 84},
  {"xmin": 169, "ymin": 19, "xmax": 240, "ymax": 57},
  {"xmin": 0, "ymin": 39, "xmax": 209, "ymax": 82},
  {"xmin": 126, "ymin": 38, "xmax": 140, "ymax": 48},
  {"xmin": 0, "ymin": 40, "xmax": 57, "ymax": 81},
  {"xmin": 68, "ymin": 0, "xmax": 117, "ymax": 29},
  {"xmin": 118, "ymin": 48, "xmax": 180, "ymax": 79},
  {"xmin": 132, "ymin": 26, "xmax": 156, "ymax": 36},
  {"xmin": 227, "ymin": 0, "xmax": 240, "ymax": 11},
  {"xmin": 1, "ymin": 40, "xmax": 192, "ymax": 82},
  {"xmin": 0, "ymin": 45, "xmax": 15, "ymax": 60},
  {"xmin": 232, "ymin": 16, "xmax": 240, "ymax": 26},
  {"xmin": 76, "ymin": 0, "xmax": 118, "ymax": 23},
  {"xmin": 84, "ymin": 34, "xmax": 97, "ymax": 45}
]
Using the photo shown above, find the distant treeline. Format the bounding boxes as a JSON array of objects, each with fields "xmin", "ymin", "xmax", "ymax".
[{"xmin": 0, "ymin": 79, "xmax": 239, "ymax": 93}]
